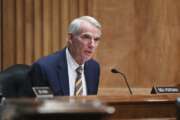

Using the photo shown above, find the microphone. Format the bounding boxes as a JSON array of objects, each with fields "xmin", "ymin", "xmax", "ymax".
[{"xmin": 111, "ymin": 68, "xmax": 133, "ymax": 95}]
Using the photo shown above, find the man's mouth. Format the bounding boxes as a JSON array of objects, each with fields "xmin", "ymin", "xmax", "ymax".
[{"xmin": 85, "ymin": 50, "xmax": 93, "ymax": 55}]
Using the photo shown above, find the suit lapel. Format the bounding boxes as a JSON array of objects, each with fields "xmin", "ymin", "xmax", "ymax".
[
  {"xmin": 84, "ymin": 62, "xmax": 92, "ymax": 94},
  {"xmin": 57, "ymin": 49, "xmax": 69, "ymax": 96}
]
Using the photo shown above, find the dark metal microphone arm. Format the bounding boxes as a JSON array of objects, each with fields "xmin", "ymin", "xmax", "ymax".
[
  {"xmin": 118, "ymin": 72, "xmax": 133, "ymax": 95},
  {"xmin": 111, "ymin": 69, "xmax": 133, "ymax": 95}
]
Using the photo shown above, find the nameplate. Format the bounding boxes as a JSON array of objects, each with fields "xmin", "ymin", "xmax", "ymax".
[
  {"xmin": 32, "ymin": 87, "xmax": 54, "ymax": 98},
  {"xmin": 151, "ymin": 86, "xmax": 180, "ymax": 94}
]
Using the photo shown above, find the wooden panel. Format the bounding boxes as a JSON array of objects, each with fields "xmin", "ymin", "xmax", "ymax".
[
  {"xmin": 98, "ymin": 88, "xmax": 152, "ymax": 96},
  {"xmin": 2, "ymin": 0, "xmax": 16, "ymax": 69},
  {"xmin": 78, "ymin": 0, "xmax": 86, "ymax": 16},
  {"xmin": 25, "ymin": 0, "xmax": 34, "ymax": 64},
  {"xmin": 16, "ymin": 0, "xmax": 25, "ymax": 64},
  {"xmin": 43, "ymin": 0, "xmax": 52, "ymax": 56},
  {"xmin": 60, "ymin": 0, "xmax": 69, "ymax": 48},
  {"xmin": 52, "ymin": 0, "xmax": 60, "ymax": 52},
  {"xmin": 2, "ymin": 0, "xmax": 89, "ymax": 68},
  {"xmin": 93, "ymin": 0, "xmax": 180, "ymax": 89},
  {"xmin": 34, "ymin": 0, "xmax": 42, "ymax": 61},
  {"xmin": 68, "ymin": 0, "xmax": 78, "ymax": 20},
  {"xmin": 2, "ymin": 0, "xmax": 180, "ymax": 91}
]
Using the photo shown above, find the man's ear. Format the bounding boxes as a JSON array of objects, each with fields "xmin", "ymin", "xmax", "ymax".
[{"xmin": 68, "ymin": 33, "xmax": 73, "ymax": 44}]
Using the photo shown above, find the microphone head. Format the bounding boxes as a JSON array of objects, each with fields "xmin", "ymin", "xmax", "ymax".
[{"xmin": 111, "ymin": 68, "xmax": 120, "ymax": 73}]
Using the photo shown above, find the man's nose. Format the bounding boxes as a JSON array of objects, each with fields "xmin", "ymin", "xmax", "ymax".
[{"xmin": 89, "ymin": 38, "xmax": 96, "ymax": 48}]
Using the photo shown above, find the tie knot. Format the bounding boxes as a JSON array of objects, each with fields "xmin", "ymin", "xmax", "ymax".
[{"xmin": 76, "ymin": 66, "xmax": 83, "ymax": 74}]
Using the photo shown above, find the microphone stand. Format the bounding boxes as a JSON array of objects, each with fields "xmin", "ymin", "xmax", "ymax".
[{"xmin": 111, "ymin": 69, "xmax": 133, "ymax": 95}]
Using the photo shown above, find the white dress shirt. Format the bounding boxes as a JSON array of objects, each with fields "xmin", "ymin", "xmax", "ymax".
[{"xmin": 66, "ymin": 48, "xmax": 87, "ymax": 96}]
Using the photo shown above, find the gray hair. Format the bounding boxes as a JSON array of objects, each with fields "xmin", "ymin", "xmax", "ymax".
[{"xmin": 68, "ymin": 16, "xmax": 101, "ymax": 35}]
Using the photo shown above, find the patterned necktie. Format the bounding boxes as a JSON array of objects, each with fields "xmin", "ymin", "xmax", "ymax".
[{"xmin": 74, "ymin": 66, "xmax": 83, "ymax": 96}]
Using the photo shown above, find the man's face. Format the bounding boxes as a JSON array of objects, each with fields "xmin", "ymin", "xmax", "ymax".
[{"xmin": 68, "ymin": 22, "xmax": 101, "ymax": 64}]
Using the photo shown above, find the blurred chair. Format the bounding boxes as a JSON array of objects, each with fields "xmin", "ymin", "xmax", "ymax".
[{"xmin": 0, "ymin": 64, "xmax": 34, "ymax": 98}]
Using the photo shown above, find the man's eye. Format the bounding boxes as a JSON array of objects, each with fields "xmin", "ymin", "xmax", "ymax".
[
  {"xmin": 82, "ymin": 34, "xmax": 91, "ymax": 39},
  {"xmin": 94, "ymin": 38, "xmax": 100, "ymax": 42}
]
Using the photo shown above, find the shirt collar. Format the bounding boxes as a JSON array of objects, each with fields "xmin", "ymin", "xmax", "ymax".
[{"xmin": 66, "ymin": 48, "xmax": 84, "ymax": 70}]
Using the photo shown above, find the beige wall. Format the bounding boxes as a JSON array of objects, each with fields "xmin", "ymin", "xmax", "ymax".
[
  {"xmin": 96, "ymin": 0, "xmax": 180, "ymax": 89},
  {"xmin": 1, "ymin": 0, "xmax": 180, "ymax": 91}
]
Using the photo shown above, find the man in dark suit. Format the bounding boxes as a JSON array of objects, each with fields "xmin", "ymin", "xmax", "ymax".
[{"xmin": 29, "ymin": 16, "xmax": 102, "ymax": 96}]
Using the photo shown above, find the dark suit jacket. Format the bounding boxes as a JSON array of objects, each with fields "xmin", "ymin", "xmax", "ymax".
[{"xmin": 29, "ymin": 48, "xmax": 100, "ymax": 96}]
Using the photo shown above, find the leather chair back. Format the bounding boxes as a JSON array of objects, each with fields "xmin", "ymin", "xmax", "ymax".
[{"xmin": 0, "ymin": 64, "xmax": 34, "ymax": 98}]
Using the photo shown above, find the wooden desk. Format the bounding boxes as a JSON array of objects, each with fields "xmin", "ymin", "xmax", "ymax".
[
  {"xmin": 57, "ymin": 94, "xmax": 178, "ymax": 120},
  {"xmin": 100, "ymin": 94, "xmax": 177, "ymax": 120},
  {"xmin": 1, "ymin": 98, "xmax": 113, "ymax": 120},
  {"xmin": 1, "ymin": 94, "xmax": 179, "ymax": 120}
]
